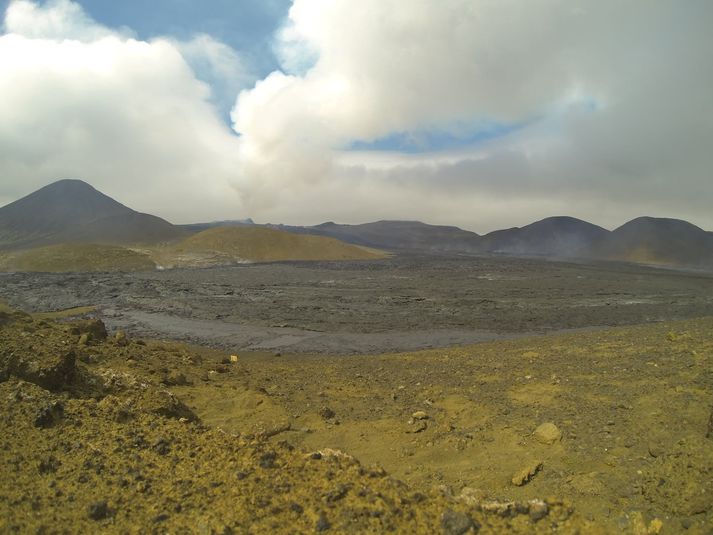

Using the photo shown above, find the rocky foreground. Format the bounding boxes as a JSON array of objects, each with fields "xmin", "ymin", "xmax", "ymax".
[
  {"xmin": 1, "ymin": 307, "xmax": 711, "ymax": 533},
  {"xmin": 0, "ymin": 309, "xmax": 588, "ymax": 534}
]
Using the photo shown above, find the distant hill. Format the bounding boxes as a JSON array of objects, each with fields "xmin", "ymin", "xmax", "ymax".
[
  {"xmin": 589, "ymin": 217, "xmax": 713, "ymax": 268},
  {"xmin": 270, "ymin": 220, "xmax": 482, "ymax": 253},
  {"xmin": 0, "ymin": 179, "xmax": 184, "ymax": 250},
  {"xmin": 479, "ymin": 216, "xmax": 610, "ymax": 257},
  {"xmin": 152, "ymin": 226, "xmax": 386, "ymax": 268},
  {"xmin": 2, "ymin": 180, "xmax": 712, "ymax": 270},
  {"xmin": 267, "ymin": 216, "xmax": 713, "ymax": 270}
]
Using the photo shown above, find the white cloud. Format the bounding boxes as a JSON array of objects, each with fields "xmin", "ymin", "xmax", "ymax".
[
  {"xmin": 3, "ymin": 0, "xmax": 130, "ymax": 41},
  {"xmin": 1, "ymin": 0, "xmax": 712, "ymax": 232},
  {"xmin": 0, "ymin": 0, "xmax": 244, "ymax": 222},
  {"xmin": 172, "ymin": 33, "xmax": 255, "ymax": 115},
  {"xmin": 232, "ymin": 0, "xmax": 713, "ymax": 231}
]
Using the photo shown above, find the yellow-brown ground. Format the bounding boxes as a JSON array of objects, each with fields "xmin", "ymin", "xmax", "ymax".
[{"xmin": 1, "ymin": 307, "xmax": 711, "ymax": 533}]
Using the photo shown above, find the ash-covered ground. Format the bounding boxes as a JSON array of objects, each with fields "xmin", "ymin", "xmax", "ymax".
[{"xmin": 2, "ymin": 254, "xmax": 713, "ymax": 354}]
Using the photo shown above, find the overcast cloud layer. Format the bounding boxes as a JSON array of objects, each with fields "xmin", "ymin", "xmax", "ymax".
[{"xmin": 0, "ymin": 0, "xmax": 712, "ymax": 231}]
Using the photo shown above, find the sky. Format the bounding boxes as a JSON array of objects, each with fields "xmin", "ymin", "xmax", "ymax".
[{"xmin": 0, "ymin": 0, "xmax": 712, "ymax": 233}]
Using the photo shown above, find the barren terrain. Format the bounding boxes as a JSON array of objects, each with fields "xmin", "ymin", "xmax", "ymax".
[
  {"xmin": 2, "ymin": 255, "xmax": 713, "ymax": 533},
  {"xmin": 2, "ymin": 255, "xmax": 713, "ymax": 354}
]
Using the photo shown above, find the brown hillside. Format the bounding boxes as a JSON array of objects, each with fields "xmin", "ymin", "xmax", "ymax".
[{"xmin": 155, "ymin": 226, "xmax": 385, "ymax": 267}]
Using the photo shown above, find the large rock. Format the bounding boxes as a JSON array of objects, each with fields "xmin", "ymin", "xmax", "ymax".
[
  {"xmin": 134, "ymin": 388, "xmax": 199, "ymax": 422},
  {"xmin": 533, "ymin": 422, "xmax": 562, "ymax": 445},
  {"xmin": 1, "ymin": 348, "xmax": 77, "ymax": 391},
  {"xmin": 68, "ymin": 319, "xmax": 107, "ymax": 343},
  {"xmin": 511, "ymin": 461, "xmax": 544, "ymax": 486},
  {"xmin": 0, "ymin": 310, "xmax": 32, "ymax": 328}
]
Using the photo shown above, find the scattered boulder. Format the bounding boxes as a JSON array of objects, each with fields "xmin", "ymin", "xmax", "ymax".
[
  {"xmin": 412, "ymin": 410, "xmax": 429, "ymax": 420},
  {"xmin": 441, "ymin": 509, "xmax": 479, "ymax": 534},
  {"xmin": 162, "ymin": 371, "xmax": 189, "ymax": 387},
  {"xmin": 1, "ymin": 348, "xmax": 77, "ymax": 391},
  {"xmin": 69, "ymin": 319, "xmax": 107, "ymax": 342},
  {"xmin": 315, "ymin": 512, "xmax": 331, "ymax": 532},
  {"xmin": 511, "ymin": 461, "xmax": 543, "ymax": 486},
  {"xmin": 456, "ymin": 487, "xmax": 487, "ymax": 506},
  {"xmin": 88, "ymin": 501, "xmax": 110, "ymax": 521},
  {"xmin": 0, "ymin": 310, "xmax": 32, "ymax": 327},
  {"xmin": 114, "ymin": 330, "xmax": 129, "ymax": 347},
  {"xmin": 133, "ymin": 389, "xmax": 199, "ymax": 422},
  {"xmin": 407, "ymin": 420, "xmax": 428, "ymax": 433},
  {"xmin": 34, "ymin": 400, "xmax": 64, "ymax": 428},
  {"xmin": 528, "ymin": 500, "xmax": 549, "ymax": 522},
  {"xmin": 319, "ymin": 406, "xmax": 336, "ymax": 420},
  {"xmin": 533, "ymin": 422, "xmax": 562, "ymax": 445}
]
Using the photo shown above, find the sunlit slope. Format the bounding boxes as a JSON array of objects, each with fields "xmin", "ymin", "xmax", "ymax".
[
  {"xmin": 0, "ymin": 243, "xmax": 155, "ymax": 272},
  {"xmin": 155, "ymin": 226, "xmax": 386, "ymax": 267}
]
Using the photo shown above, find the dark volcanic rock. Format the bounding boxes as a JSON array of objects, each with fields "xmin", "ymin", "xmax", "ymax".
[
  {"xmin": 133, "ymin": 389, "xmax": 199, "ymax": 422},
  {"xmin": 87, "ymin": 500, "xmax": 110, "ymax": 521},
  {"xmin": 34, "ymin": 400, "xmax": 64, "ymax": 428},
  {"xmin": 1, "ymin": 348, "xmax": 77, "ymax": 391},
  {"xmin": 69, "ymin": 319, "xmax": 108, "ymax": 342},
  {"xmin": 441, "ymin": 509, "xmax": 478, "ymax": 534}
]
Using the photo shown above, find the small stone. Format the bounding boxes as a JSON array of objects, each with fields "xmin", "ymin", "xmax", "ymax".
[
  {"xmin": 34, "ymin": 401, "xmax": 64, "ymax": 428},
  {"xmin": 70, "ymin": 319, "xmax": 107, "ymax": 341},
  {"xmin": 259, "ymin": 451, "xmax": 277, "ymax": 469},
  {"xmin": 153, "ymin": 438, "xmax": 171, "ymax": 456},
  {"xmin": 441, "ymin": 509, "xmax": 479, "ymax": 534},
  {"xmin": 88, "ymin": 501, "xmax": 110, "ymax": 520},
  {"xmin": 533, "ymin": 422, "xmax": 562, "ymax": 445},
  {"xmin": 38, "ymin": 456, "xmax": 60, "ymax": 474},
  {"xmin": 78, "ymin": 333, "xmax": 89, "ymax": 346},
  {"xmin": 230, "ymin": 354, "xmax": 239, "ymax": 363},
  {"xmin": 315, "ymin": 512, "xmax": 331, "ymax": 532},
  {"xmin": 412, "ymin": 411, "xmax": 429, "ymax": 420},
  {"xmin": 163, "ymin": 371, "xmax": 188, "ymax": 386},
  {"xmin": 319, "ymin": 406, "xmax": 336, "ymax": 420},
  {"xmin": 528, "ymin": 500, "xmax": 549, "ymax": 521},
  {"xmin": 290, "ymin": 503, "xmax": 304, "ymax": 514},
  {"xmin": 648, "ymin": 443, "xmax": 664, "ymax": 458},
  {"xmin": 511, "ymin": 461, "xmax": 543, "ymax": 486},
  {"xmin": 115, "ymin": 330, "xmax": 129, "ymax": 347},
  {"xmin": 457, "ymin": 487, "xmax": 486, "ymax": 506},
  {"xmin": 409, "ymin": 420, "xmax": 427, "ymax": 433}
]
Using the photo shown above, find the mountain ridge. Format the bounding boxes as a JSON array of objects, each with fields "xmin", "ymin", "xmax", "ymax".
[
  {"xmin": 0, "ymin": 179, "xmax": 184, "ymax": 250},
  {"xmin": 2, "ymin": 180, "xmax": 712, "ymax": 270}
]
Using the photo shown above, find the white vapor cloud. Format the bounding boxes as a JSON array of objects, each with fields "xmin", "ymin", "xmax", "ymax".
[
  {"xmin": 232, "ymin": 0, "xmax": 713, "ymax": 231},
  {"xmin": 172, "ymin": 33, "xmax": 255, "ymax": 116},
  {"xmin": 0, "ymin": 0, "xmax": 245, "ymax": 222},
  {"xmin": 1, "ymin": 0, "xmax": 712, "ymax": 232},
  {"xmin": 2, "ymin": 0, "xmax": 128, "ymax": 41}
]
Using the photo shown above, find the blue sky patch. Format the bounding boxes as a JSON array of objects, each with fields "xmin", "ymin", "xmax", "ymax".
[{"xmin": 348, "ymin": 120, "xmax": 530, "ymax": 154}]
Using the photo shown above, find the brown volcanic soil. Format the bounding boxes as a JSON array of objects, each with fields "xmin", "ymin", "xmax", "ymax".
[
  {"xmin": 1, "ymin": 308, "xmax": 711, "ymax": 533},
  {"xmin": 1, "ymin": 311, "xmax": 588, "ymax": 534}
]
